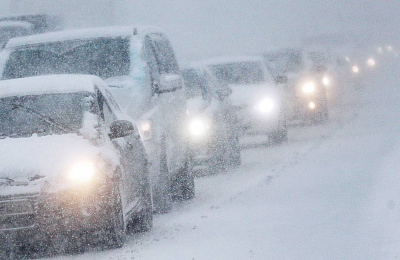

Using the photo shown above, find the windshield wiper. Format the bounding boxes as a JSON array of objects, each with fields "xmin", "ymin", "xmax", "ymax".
[{"xmin": 12, "ymin": 103, "xmax": 74, "ymax": 133}]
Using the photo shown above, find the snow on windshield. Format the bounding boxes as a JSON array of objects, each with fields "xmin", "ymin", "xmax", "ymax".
[
  {"xmin": 210, "ymin": 61, "xmax": 265, "ymax": 85},
  {"xmin": 2, "ymin": 37, "xmax": 130, "ymax": 80},
  {"xmin": 0, "ymin": 93, "xmax": 90, "ymax": 137}
]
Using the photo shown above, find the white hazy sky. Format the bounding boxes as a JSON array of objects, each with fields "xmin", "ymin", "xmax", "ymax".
[{"xmin": 0, "ymin": 0, "xmax": 399, "ymax": 61}]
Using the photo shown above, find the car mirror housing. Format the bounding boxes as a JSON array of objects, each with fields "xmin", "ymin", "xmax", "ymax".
[
  {"xmin": 274, "ymin": 75, "xmax": 288, "ymax": 85},
  {"xmin": 216, "ymin": 87, "xmax": 232, "ymax": 101},
  {"xmin": 109, "ymin": 120, "xmax": 137, "ymax": 139},
  {"xmin": 157, "ymin": 74, "xmax": 183, "ymax": 94}
]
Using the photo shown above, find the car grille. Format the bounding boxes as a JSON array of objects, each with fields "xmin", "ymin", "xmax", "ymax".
[{"xmin": 0, "ymin": 193, "xmax": 39, "ymax": 231}]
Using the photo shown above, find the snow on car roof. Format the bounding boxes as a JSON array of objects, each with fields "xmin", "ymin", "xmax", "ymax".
[
  {"xmin": 0, "ymin": 74, "xmax": 106, "ymax": 98},
  {"xmin": 0, "ymin": 21, "xmax": 33, "ymax": 29},
  {"xmin": 5, "ymin": 25, "xmax": 163, "ymax": 48},
  {"xmin": 203, "ymin": 56, "xmax": 264, "ymax": 66}
]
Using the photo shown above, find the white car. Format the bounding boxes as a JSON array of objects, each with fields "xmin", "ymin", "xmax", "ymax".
[
  {"xmin": 204, "ymin": 56, "xmax": 288, "ymax": 144},
  {"xmin": 0, "ymin": 75, "xmax": 152, "ymax": 255},
  {"xmin": 0, "ymin": 26, "xmax": 194, "ymax": 213},
  {"xmin": 264, "ymin": 48, "xmax": 329, "ymax": 124}
]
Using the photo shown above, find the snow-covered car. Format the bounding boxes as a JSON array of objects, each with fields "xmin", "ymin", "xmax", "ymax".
[
  {"xmin": 181, "ymin": 64, "xmax": 241, "ymax": 174},
  {"xmin": 0, "ymin": 26, "xmax": 194, "ymax": 213},
  {"xmin": 0, "ymin": 14, "xmax": 62, "ymax": 49},
  {"xmin": 204, "ymin": 56, "xmax": 288, "ymax": 144},
  {"xmin": 264, "ymin": 48, "xmax": 329, "ymax": 123},
  {"xmin": 0, "ymin": 75, "xmax": 152, "ymax": 254}
]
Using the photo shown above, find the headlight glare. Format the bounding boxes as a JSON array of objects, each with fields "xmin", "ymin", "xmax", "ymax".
[
  {"xmin": 256, "ymin": 98, "xmax": 274, "ymax": 113},
  {"xmin": 302, "ymin": 82, "xmax": 316, "ymax": 93},
  {"xmin": 68, "ymin": 162, "xmax": 95, "ymax": 182},
  {"xmin": 189, "ymin": 118, "xmax": 209, "ymax": 137},
  {"xmin": 322, "ymin": 76, "xmax": 330, "ymax": 86}
]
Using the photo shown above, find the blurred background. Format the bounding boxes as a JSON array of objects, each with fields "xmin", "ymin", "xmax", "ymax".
[{"xmin": 0, "ymin": 0, "xmax": 399, "ymax": 61}]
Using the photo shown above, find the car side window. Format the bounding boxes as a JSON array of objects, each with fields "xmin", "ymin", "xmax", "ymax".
[
  {"xmin": 149, "ymin": 34, "xmax": 179, "ymax": 74},
  {"xmin": 144, "ymin": 36, "xmax": 159, "ymax": 95}
]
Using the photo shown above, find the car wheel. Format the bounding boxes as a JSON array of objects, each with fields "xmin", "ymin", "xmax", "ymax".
[
  {"xmin": 172, "ymin": 155, "xmax": 195, "ymax": 201},
  {"xmin": 228, "ymin": 135, "xmax": 241, "ymax": 166},
  {"xmin": 152, "ymin": 136, "xmax": 172, "ymax": 214},
  {"xmin": 269, "ymin": 128, "xmax": 288, "ymax": 145},
  {"xmin": 103, "ymin": 184, "xmax": 126, "ymax": 249},
  {"xmin": 129, "ymin": 174, "xmax": 153, "ymax": 232}
]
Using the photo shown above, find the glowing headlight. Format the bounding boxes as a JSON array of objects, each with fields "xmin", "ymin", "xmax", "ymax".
[
  {"xmin": 387, "ymin": 45, "xmax": 393, "ymax": 52},
  {"xmin": 68, "ymin": 162, "xmax": 95, "ymax": 182},
  {"xmin": 189, "ymin": 118, "xmax": 209, "ymax": 137},
  {"xmin": 256, "ymin": 98, "xmax": 274, "ymax": 113},
  {"xmin": 377, "ymin": 47, "xmax": 383, "ymax": 54},
  {"xmin": 322, "ymin": 76, "xmax": 330, "ymax": 86},
  {"xmin": 308, "ymin": 101, "xmax": 316, "ymax": 110},
  {"xmin": 302, "ymin": 82, "xmax": 316, "ymax": 93},
  {"xmin": 367, "ymin": 58, "xmax": 376, "ymax": 67},
  {"xmin": 352, "ymin": 65, "xmax": 359, "ymax": 73}
]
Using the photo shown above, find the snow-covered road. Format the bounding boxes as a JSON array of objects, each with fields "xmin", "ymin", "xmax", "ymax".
[{"xmin": 45, "ymin": 60, "xmax": 400, "ymax": 260}]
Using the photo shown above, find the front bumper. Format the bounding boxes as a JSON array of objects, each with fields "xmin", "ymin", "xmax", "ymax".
[
  {"xmin": 0, "ymin": 184, "xmax": 114, "ymax": 238},
  {"xmin": 236, "ymin": 107, "xmax": 284, "ymax": 135}
]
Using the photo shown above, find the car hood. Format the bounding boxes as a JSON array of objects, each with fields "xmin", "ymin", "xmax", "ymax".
[
  {"xmin": 0, "ymin": 134, "xmax": 118, "ymax": 196},
  {"xmin": 228, "ymin": 83, "xmax": 282, "ymax": 107}
]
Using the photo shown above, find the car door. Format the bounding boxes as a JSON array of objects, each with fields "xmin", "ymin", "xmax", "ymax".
[
  {"xmin": 146, "ymin": 33, "xmax": 187, "ymax": 174},
  {"xmin": 97, "ymin": 89, "xmax": 144, "ymax": 216}
]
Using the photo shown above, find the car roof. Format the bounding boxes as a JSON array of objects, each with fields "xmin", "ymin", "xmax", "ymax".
[
  {"xmin": 0, "ymin": 74, "xmax": 107, "ymax": 98},
  {"xmin": 5, "ymin": 25, "xmax": 163, "ymax": 49},
  {"xmin": 0, "ymin": 21, "xmax": 33, "ymax": 29},
  {"xmin": 202, "ymin": 55, "xmax": 264, "ymax": 66}
]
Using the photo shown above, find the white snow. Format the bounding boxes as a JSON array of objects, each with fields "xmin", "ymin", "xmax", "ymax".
[
  {"xmin": 0, "ymin": 75, "xmax": 105, "ymax": 98},
  {"xmin": 23, "ymin": 58, "xmax": 400, "ymax": 259},
  {"xmin": 4, "ymin": 25, "xmax": 163, "ymax": 49},
  {"xmin": 0, "ymin": 20, "xmax": 32, "ymax": 29},
  {"xmin": 0, "ymin": 133, "xmax": 118, "ymax": 196}
]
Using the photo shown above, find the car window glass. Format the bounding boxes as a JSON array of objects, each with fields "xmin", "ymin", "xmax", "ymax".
[
  {"xmin": 97, "ymin": 91, "xmax": 115, "ymax": 127},
  {"xmin": 2, "ymin": 37, "xmax": 130, "ymax": 80},
  {"xmin": 150, "ymin": 34, "xmax": 178, "ymax": 74}
]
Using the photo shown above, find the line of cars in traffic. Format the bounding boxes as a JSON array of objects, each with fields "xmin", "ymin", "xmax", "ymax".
[{"xmin": 0, "ymin": 16, "xmax": 365, "ymax": 257}]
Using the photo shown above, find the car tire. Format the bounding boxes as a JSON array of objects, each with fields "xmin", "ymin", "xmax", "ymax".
[
  {"xmin": 269, "ymin": 127, "xmax": 288, "ymax": 145},
  {"xmin": 172, "ymin": 156, "xmax": 195, "ymax": 201},
  {"xmin": 152, "ymin": 136, "xmax": 173, "ymax": 214},
  {"xmin": 103, "ymin": 184, "xmax": 126, "ymax": 249},
  {"xmin": 228, "ymin": 135, "xmax": 241, "ymax": 166},
  {"xmin": 129, "ymin": 173, "xmax": 153, "ymax": 232}
]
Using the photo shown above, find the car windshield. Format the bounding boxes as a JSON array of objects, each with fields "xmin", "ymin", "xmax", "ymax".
[
  {"xmin": 0, "ymin": 92, "xmax": 91, "ymax": 138},
  {"xmin": 2, "ymin": 37, "xmax": 130, "ymax": 80},
  {"xmin": 265, "ymin": 50, "xmax": 304, "ymax": 75},
  {"xmin": 210, "ymin": 61, "xmax": 265, "ymax": 85}
]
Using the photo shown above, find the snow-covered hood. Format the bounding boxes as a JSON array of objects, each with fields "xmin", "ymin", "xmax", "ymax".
[
  {"xmin": 229, "ymin": 83, "xmax": 282, "ymax": 107},
  {"xmin": 0, "ymin": 134, "xmax": 119, "ymax": 196},
  {"xmin": 187, "ymin": 96, "xmax": 208, "ymax": 114}
]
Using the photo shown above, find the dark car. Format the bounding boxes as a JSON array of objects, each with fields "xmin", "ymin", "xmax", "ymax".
[
  {"xmin": 0, "ymin": 75, "xmax": 152, "ymax": 257},
  {"xmin": 182, "ymin": 64, "xmax": 241, "ymax": 174}
]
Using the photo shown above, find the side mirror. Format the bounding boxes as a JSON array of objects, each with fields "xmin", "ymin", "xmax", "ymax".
[
  {"xmin": 109, "ymin": 120, "xmax": 136, "ymax": 139},
  {"xmin": 274, "ymin": 75, "xmax": 288, "ymax": 85},
  {"xmin": 157, "ymin": 74, "xmax": 183, "ymax": 94},
  {"xmin": 216, "ymin": 87, "xmax": 232, "ymax": 101}
]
